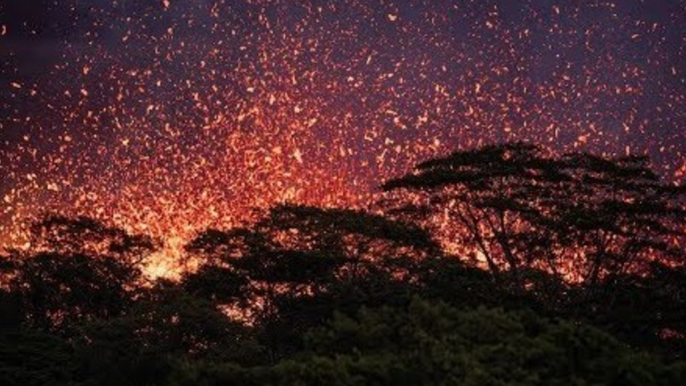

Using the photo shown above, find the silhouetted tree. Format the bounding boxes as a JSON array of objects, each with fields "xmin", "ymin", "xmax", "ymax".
[
  {"xmin": 184, "ymin": 204, "xmax": 437, "ymax": 314},
  {"xmin": 3, "ymin": 143, "xmax": 686, "ymax": 385},
  {"xmin": 184, "ymin": 204, "xmax": 438, "ymax": 360},
  {"xmin": 383, "ymin": 142, "xmax": 686, "ymax": 286},
  {"xmin": 28, "ymin": 215, "xmax": 156, "ymax": 266},
  {"xmin": 0, "ymin": 216, "xmax": 156, "ymax": 333}
]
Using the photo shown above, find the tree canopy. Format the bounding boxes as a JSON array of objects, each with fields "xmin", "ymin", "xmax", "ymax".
[
  {"xmin": 1, "ymin": 142, "xmax": 685, "ymax": 385},
  {"xmin": 383, "ymin": 142, "xmax": 686, "ymax": 285}
]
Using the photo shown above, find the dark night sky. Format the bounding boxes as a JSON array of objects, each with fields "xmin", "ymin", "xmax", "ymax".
[{"xmin": 1, "ymin": 0, "xmax": 685, "ymax": 252}]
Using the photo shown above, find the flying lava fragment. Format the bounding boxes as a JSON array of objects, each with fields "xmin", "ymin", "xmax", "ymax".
[{"xmin": 0, "ymin": 0, "xmax": 684, "ymax": 275}]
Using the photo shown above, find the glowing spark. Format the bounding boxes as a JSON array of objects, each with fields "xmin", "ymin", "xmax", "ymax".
[
  {"xmin": 293, "ymin": 148, "xmax": 304, "ymax": 164},
  {"xmin": 0, "ymin": 0, "xmax": 683, "ymax": 276}
]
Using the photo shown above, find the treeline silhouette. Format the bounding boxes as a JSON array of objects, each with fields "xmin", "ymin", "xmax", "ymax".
[{"xmin": 1, "ymin": 143, "xmax": 685, "ymax": 385}]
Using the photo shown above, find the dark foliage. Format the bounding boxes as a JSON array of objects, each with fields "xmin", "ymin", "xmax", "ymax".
[
  {"xmin": 1, "ymin": 143, "xmax": 685, "ymax": 384},
  {"xmin": 383, "ymin": 142, "xmax": 686, "ymax": 285}
]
